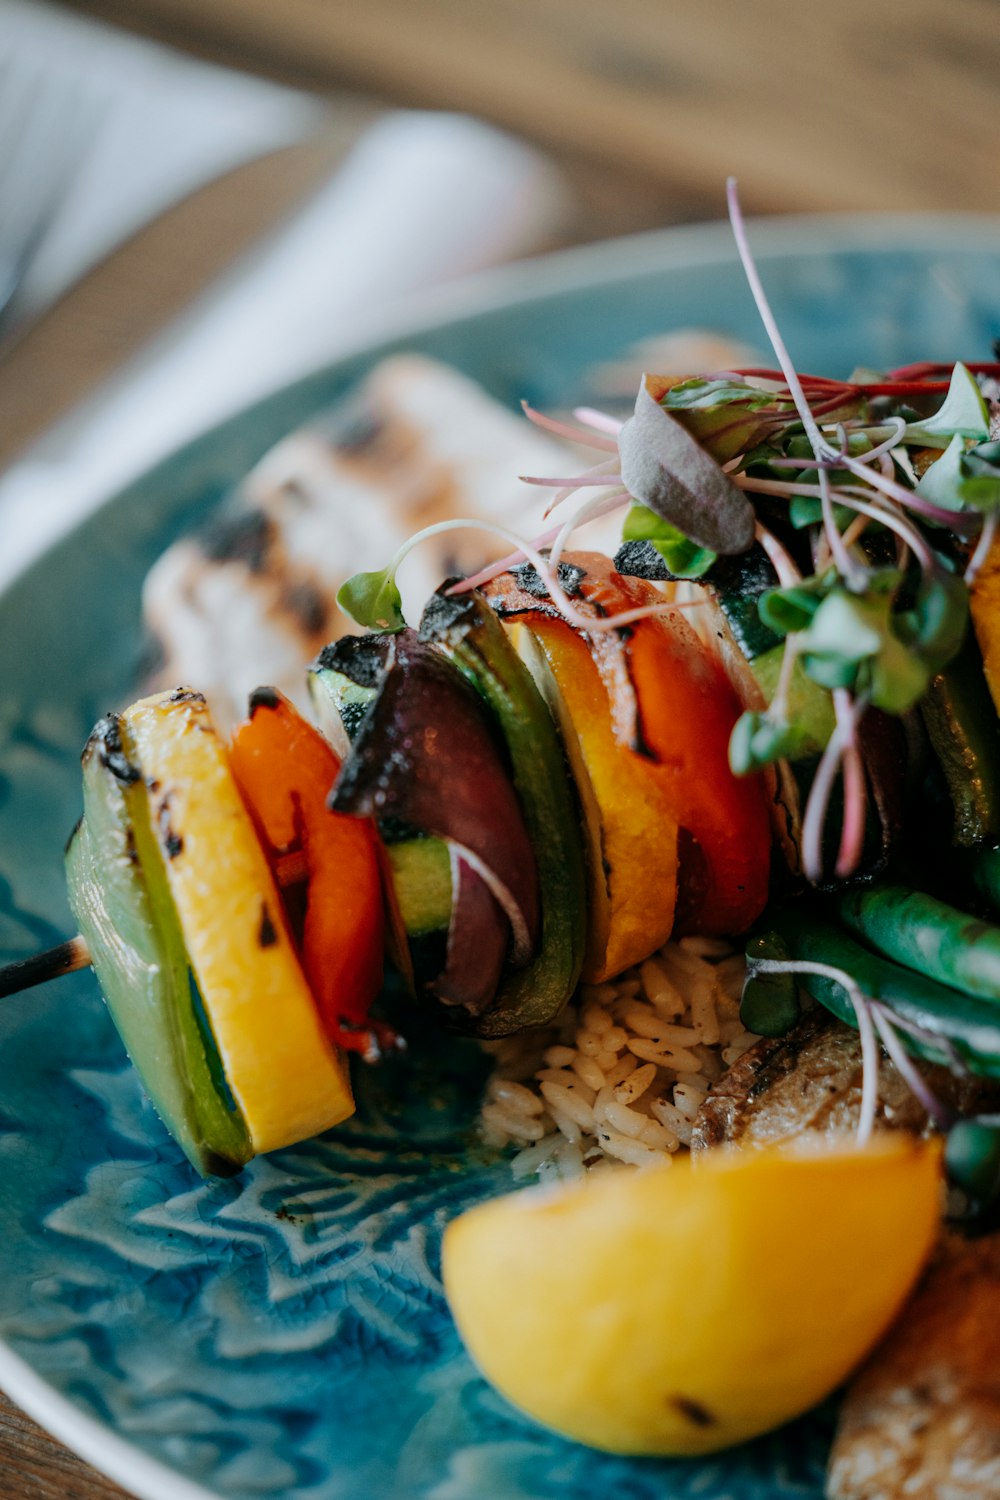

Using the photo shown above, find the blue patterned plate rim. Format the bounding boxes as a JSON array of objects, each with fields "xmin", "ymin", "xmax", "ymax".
[{"xmin": 0, "ymin": 1343, "xmax": 217, "ymax": 1500}]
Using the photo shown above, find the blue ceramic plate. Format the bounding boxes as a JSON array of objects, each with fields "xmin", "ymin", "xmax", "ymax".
[{"xmin": 2, "ymin": 215, "xmax": 1000, "ymax": 1500}]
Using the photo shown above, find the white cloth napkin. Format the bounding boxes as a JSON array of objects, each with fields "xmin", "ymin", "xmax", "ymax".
[
  {"xmin": 0, "ymin": 0, "xmax": 326, "ymax": 317},
  {"xmin": 0, "ymin": 25, "xmax": 571, "ymax": 589}
]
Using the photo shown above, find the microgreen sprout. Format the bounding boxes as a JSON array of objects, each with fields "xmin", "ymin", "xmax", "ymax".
[
  {"xmin": 870, "ymin": 1002, "xmax": 955, "ymax": 1130},
  {"xmin": 572, "ymin": 406, "xmax": 624, "ymax": 437},
  {"xmin": 743, "ymin": 955, "xmax": 880, "ymax": 1146},
  {"xmin": 342, "ymin": 178, "xmax": 1000, "ymax": 886},
  {"xmin": 521, "ymin": 400, "xmax": 618, "ymax": 453},
  {"xmin": 967, "ymin": 510, "xmax": 1000, "ymax": 587},
  {"xmin": 338, "ymin": 512, "xmax": 692, "ymax": 638},
  {"xmin": 742, "ymin": 938, "xmax": 1000, "ymax": 1165},
  {"xmin": 797, "ymin": 691, "xmax": 867, "ymax": 881}
]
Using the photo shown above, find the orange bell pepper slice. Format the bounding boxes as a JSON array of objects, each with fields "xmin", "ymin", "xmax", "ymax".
[
  {"xmin": 229, "ymin": 688, "xmax": 385, "ymax": 1055},
  {"xmin": 517, "ymin": 614, "xmax": 679, "ymax": 982}
]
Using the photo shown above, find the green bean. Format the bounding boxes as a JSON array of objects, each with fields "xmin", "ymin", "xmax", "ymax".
[
  {"xmin": 945, "ymin": 1120, "xmax": 1000, "ymax": 1204},
  {"xmin": 836, "ymin": 883, "xmax": 1000, "ymax": 1004},
  {"xmin": 919, "ymin": 629, "xmax": 1000, "ymax": 846},
  {"xmin": 767, "ymin": 904, "xmax": 1000, "ymax": 1078},
  {"xmin": 741, "ymin": 932, "xmax": 801, "ymax": 1036}
]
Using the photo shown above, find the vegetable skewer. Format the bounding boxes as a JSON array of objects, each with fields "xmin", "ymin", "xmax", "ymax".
[
  {"xmin": 7, "ymin": 538, "xmax": 1000, "ymax": 1187},
  {"xmin": 0, "ymin": 552, "xmax": 776, "ymax": 1175}
]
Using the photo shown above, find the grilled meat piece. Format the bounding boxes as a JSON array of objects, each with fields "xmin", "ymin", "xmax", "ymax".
[
  {"xmin": 692, "ymin": 1009, "xmax": 998, "ymax": 1150},
  {"xmin": 142, "ymin": 355, "xmax": 573, "ymax": 730},
  {"xmin": 827, "ymin": 1232, "xmax": 1000, "ymax": 1499}
]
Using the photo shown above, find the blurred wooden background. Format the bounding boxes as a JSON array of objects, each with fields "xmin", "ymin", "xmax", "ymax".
[
  {"xmin": 70, "ymin": 0, "xmax": 1000, "ymax": 221},
  {"xmin": 2, "ymin": 1, "xmax": 998, "ymax": 1494}
]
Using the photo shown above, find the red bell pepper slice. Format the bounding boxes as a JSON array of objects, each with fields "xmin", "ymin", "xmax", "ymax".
[{"xmin": 576, "ymin": 555, "xmax": 772, "ymax": 936}]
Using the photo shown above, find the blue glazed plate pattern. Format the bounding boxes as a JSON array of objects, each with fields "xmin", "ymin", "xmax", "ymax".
[{"xmin": 1, "ymin": 216, "xmax": 999, "ymax": 1500}]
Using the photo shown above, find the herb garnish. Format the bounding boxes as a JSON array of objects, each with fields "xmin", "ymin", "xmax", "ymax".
[{"xmin": 340, "ymin": 182, "xmax": 1000, "ymax": 894}]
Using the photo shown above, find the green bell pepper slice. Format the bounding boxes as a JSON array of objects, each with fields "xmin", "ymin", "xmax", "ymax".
[{"xmin": 66, "ymin": 715, "xmax": 252, "ymax": 1176}]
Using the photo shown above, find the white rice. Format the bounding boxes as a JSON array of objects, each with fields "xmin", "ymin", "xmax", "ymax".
[{"xmin": 479, "ymin": 935, "xmax": 756, "ymax": 1181}]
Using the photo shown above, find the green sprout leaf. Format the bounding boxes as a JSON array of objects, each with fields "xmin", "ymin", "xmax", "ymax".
[
  {"xmin": 915, "ymin": 432, "xmax": 967, "ymax": 512},
  {"xmin": 897, "ymin": 568, "xmax": 969, "ymax": 673},
  {"xmin": 905, "ymin": 362, "xmax": 990, "ymax": 447},
  {"xmin": 663, "ymin": 378, "xmax": 785, "ymax": 464},
  {"xmin": 788, "ymin": 494, "xmax": 857, "ymax": 531},
  {"xmin": 966, "ymin": 440, "xmax": 1000, "ymax": 472},
  {"xmin": 960, "ymin": 441, "xmax": 1000, "ymax": 512},
  {"xmin": 795, "ymin": 571, "xmax": 956, "ymax": 716},
  {"xmin": 802, "ymin": 589, "xmax": 884, "ymax": 664},
  {"xmin": 621, "ymin": 503, "xmax": 717, "ymax": 579},
  {"xmin": 729, "ymin": 710, "xmax": 810, "ymax": 775},
  {"xmin": 961, "ymin": 477, "xmax": 1000, "ymax": 512},
  {"xmin": 752, "ymin": 644, "xmax": 835, "ymax": 754},
  {"xmin": 916, "ymin": 435, "xmax": 1000, "ymax": 515},
  {"xmin": 663, "ymin": 377, "xmax": 772, "ymax": 410},
  {"xmin": 867, "ymin": 630, "xmax": 932, "ymax": 714},
  {"xmin": 758, "ymin": 574, "xmax": 831, "ymax": 636},
  {"xmin": 336, "ymin": 566, "xmax": 406, "ymax": 633}
]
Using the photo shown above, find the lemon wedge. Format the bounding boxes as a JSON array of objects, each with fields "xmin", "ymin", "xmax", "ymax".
[{"xmin": 443, "ymin": 1136, "xmax": 940, "ymax": 1455}]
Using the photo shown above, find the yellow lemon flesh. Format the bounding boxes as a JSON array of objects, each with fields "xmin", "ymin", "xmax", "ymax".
[
  {"xmin": 124, "ymin": 690, "xmax": 353, "ymax": 1155},
  {"xmin": 442, "ymin": 1136, "xmax": 940, "ymax": 1456}
]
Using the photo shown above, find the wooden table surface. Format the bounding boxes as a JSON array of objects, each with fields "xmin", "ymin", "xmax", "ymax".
[
  {"xmin": 3, "ymin": 1, "xmax": 998, "ymax": 1493},
  {"xmin": 0, "ymin": 1393, "xmax": 127, "ymax": 1500}
]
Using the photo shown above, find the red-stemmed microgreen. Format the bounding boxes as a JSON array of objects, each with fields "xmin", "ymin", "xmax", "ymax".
[
  {"xmin": 520, "ymin": 400, "xmax": 619, "ymax": 453},
  {"xmin": 768, "ymin": 630, "xmax": 803, "ymax": 724},
  {"xmin": 572, "ymin": 405, "xmax": 623, "ymax": 437},
  {"xmin": 338, "ymin": 512, "xmax": 696, "ymax": 638},
  {"xmin": 799, "ymin": 691, "xmax": 870, "ymax": 884},
  {"xmin": 518, "ymin": 462, "xmax": 622, "ymax": 493},
  {"xmin": 870, "ymin": 1003, "xmax": 956, "ymax": 1130},
  {"xmin": 548, "ymin": 487, "xmax": 632, "ymax": 571},
  {"xmin": 743, "ymin": 954, "xmax": 880, "ymax": 1146},
  {"xmin": 456, "ymin": 524, "xmax": 564, "ymax": 596},
  {"xmin": 834, "ymin": 688, "xmax": 868, "ymax": 878},
  {"xmin": 727, "ymin": 181, "xmax": 864, "ymax": 594},
  {"xmin": 520, "ymin": 456, "xmax": 624, "ymax": 519},
  {"xmin": 966, "ymin": 509, "xmax": 1000, "ymax": 587},
  {"xmin": 753, "ymin": 520, "xmax": 801, "ymax": 587},
  {"xmin": 819, "ymin": 432, "xmax": 982, "ymax": 534}
]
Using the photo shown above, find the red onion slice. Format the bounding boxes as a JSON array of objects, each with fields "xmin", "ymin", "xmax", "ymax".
[
  {"xmin": 332, "ymin": 630, "xmax": 540, "ymax": 956},
  {"xmin": 434, "ymin": 848, "xmax": 509, "ymax": 1016}
]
